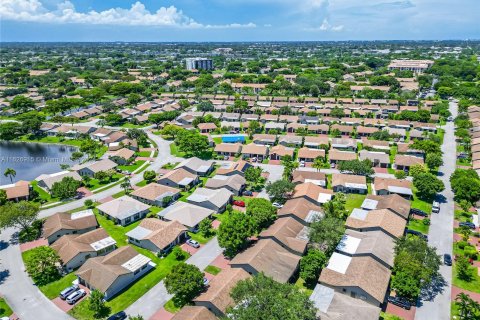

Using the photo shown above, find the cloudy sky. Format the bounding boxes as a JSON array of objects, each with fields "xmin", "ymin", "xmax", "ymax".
[{"xmin": 1, "ymin": 0, "xmax": 479, "ymax": 42}]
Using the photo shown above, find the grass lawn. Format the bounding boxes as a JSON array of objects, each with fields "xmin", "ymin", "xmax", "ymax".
[
  {"xmin": 205, "ymin": 265, "xmax": 222, "ymax": 275},
  {"xmin": 187, "ymin": 231, "xmax": 214, "ymax": 245},
  {"xmin": 170, "ymin": 143, "xmax": 186, "ymax": 157},
  {"xmin": 411, "ymin": 192, "xmax": 433, "ymax": 213},
  {"xmin": 164, "ymin": 299, "xmax": 184, "ymax": 313},
  {"xmin": 112, "ymin": 190, "xmax": 126, "ymax": 198},
  {"xmin": 379, "ymin": 312, "xmax": 402, "ymax": 320},
  {"xmin": 31, "ymin": 180, "xmax": 59, "ymax": 205},
  {"xmin": 135, "ymin": 180, "xmax": 148, "ymax": 187},
  {"xmin": 0, "ymin": 298, "xmax": 13, "ymax": 317},
  {"xmin": 407, "ymin": 218, "xmax": 430, "ymax": 234},
  {"xmin": 136, "ymin": 151, "xmax": 151, "ymax": 157},
  {"xmin": 452, "ymin": 263, "xmax": 480, "ymax": 293},
  {"xmin": 212, "ymin": 212, "xmax": 229, "ymax": 224},
  {"xmin": 162, "ymin": 162, "xmax": 179, "ymax": 170},
  {"xmin": 294, "ymin": 277, "xmax": 314, "ymax": 296},
  {"xmin": 94, "ymin": 209, "xmax": 140, "ymax": 247},
  {"xmin": 345, "ymin": 194, "xmax": 367, "ymax": 213},
  {"xmin": 69, "ymin": 249, "xmax": 191, "ymax": 319},
  {"xmin": 87, "ymin": 174, "xmax": 123, "ymax": 191},
  {"xmin": 17, "ymin": 134, "xmax": 83, "ymax": 147},
  {"xmin": 118, "ymin": 160, "xmax": 146, "ymax": 173},
  {"xmin": 213, "ymin": 137, "xmax": 222, "ymax": 144},
  {"xmin": 38, "ymin": 272, "xmax": 77, "ymax": 299}
]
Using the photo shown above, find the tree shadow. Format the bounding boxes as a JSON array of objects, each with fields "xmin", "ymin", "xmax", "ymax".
[
  {"xmin": 0, "ymin": 240, "xmax": 9, "ymax": 251},
  {"xmin": 9, "ymin": 232, "xmax": 19, "ymax": 246},
  {"xmin": 419, "ymin": 274, "xmax": 447, "ymax": 302},
  {"xmin": 0, "ymin": 269, "xmax": 11, "ymax": 285}
]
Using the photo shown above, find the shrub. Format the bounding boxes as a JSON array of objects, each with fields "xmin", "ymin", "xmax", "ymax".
[
  {"xmin": 18, "ymin": 219, "xmax": 43, "ymax": 243},
  {"xmin": 457, "ymin": 241, "xmax": 468, "ymax": 250}
]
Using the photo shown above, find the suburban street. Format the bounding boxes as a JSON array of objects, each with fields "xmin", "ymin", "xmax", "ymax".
[{"xmin": 414, "ymin": 101, "xmax": 458, "ymax": 320}]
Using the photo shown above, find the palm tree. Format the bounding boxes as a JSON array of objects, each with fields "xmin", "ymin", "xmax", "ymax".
[
  {"xmin": 312, "ymin": 157, "xmax": 324, "ymax": 172},
  {"xmin": 120, "ymin": 177, "xmax": 131, "ymax": 194},
  {"xmin": 97, "ymin": 119, "xmax": 106, "ymax": 128},
  {"xmin": 454, "ymin": 292, "xmax": 480, "ymax": 319},
  {"xmin": 4, "ymin": 168, "xmax": 16, "ymax": 183}
]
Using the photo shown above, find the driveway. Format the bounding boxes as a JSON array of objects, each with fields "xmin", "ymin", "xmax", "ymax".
[
  {"xmin": 125, "ymin": 237, "xmax": 222, "ymax": 319},
  {"xmin": 414, "ymin": 101, "xmax": 457, "ymax": 320},
  {"xmin": 0, "ymin": 228, "xmax": 73, "ymax": 320}
]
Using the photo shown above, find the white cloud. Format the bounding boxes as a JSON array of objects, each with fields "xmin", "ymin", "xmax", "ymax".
[
  {"xmin": 0, "ymin": 0, "xmax": 256, "ymax": 28},
  {"xmin": 305, "ymin": 18, "xmax": 344, "ymax": 31}
]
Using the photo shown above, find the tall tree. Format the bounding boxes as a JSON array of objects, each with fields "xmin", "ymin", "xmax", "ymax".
[
  {"xmin": 3, "ymin": 168, "xmax": 16, "ymax": 183},
  {"xmin": 218, "ymin": 211, "xmax": 253, "ymax": 258},
  {"xmin": 88, "ymin": 289, "xmax": 110, "ymax": 318},
  {"xmin": 165, "ymin": 263, "xmax": 204, "ymax": 303},
  {"xmin": 0, "ymin": 201, "xmax": 39, "ymax": 231}
]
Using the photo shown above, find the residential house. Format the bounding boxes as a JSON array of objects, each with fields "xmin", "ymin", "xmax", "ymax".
[
  {"xmin": 109, "ymin": 148, "xmax": 136, "ymax": 165},
  {"xmin": 171, "ymin": 306, "xmax": 217, "ymax": 320},
  {"xmin": 175, "ymin": 157, "xmax": 214, "ymax": 177},
  {"xmin": 253, "ymin": 134, "xmax": 277, "ymax": 146},
  {"xmin": 292, "ymin": 182, "xmax": 334, "ymax": 205},
  {"xmin": 356, "ymin": 126, "xmax": 379, "ymax": 137},
  {"xmin": 214, "ymin": 143, "xmax": 242, "ymax": 157},
  {"xmin": 329, "ymin": 149, "xmax": 357, "ymax": 164},
  {"xmin": 157, "ymin": 168, "xmax": 200, "ymax": 190},
  {"xmin": 43, "ymin": 210, "xmax": 98, "ymax": 244},
  {"xmin": 373, "ymin": 178, "xmax": 413, "ymax": 199},
  {"xmin": 241, "ymin": 144, "xmax": 269, "ymax": 161},
  {"xmin": 193, "ymin": 268, "xmax": 251, "ymax": 317},
  {"xmin": 396, "ymin": 143, "xmax": 425, "ymax": 157},
  {"xmin": 187, "ymin": 187, "xmax": 233, "ymax": 212},
  {"xmin": 215, "ymin": 160, "xmax": 252, "ymax": 176},
  {"xmin": 76, "ymin": 246, "xmax": 153, "ymax": 300},
  {"xmin": 264, "ymin": 122, "xmax": 286, "ymax": 133},
  {"xmin": 310, "ymin": 284, "xmax": 381, "ymax": 320},
  {"xmin": 130, "ymin": 183, "xmax": 181, "ymax": 207},
  {"xmin": 331, "ymin": 124, "xmax": 354, "ymax": 136},
  {"xmin": 332, "ymin": 174, "xmax": 368, "ymax": 194},
  {"xmin": 230, "ymin": 239, "xmax": 301, "ymax": 283},
  {"xmin": 198, "ymin": 123, "xmax": 218, "ymax": 133},
  {"xmin": 269, "ymin": 145, "xmax": 295, "ymax": 160},
  {"xmin": 297, "ymin": 147, "xmax": 325, "ymax": 162},
  {"xmin": 96, "ymin": 196, "xmax": 150, "ymax": 226},
  {"xmin": 331, "ymin": 138, "xmax": 357, "ymax": 151},
  {"xmin": 394, "ymin": 155, "xmax": 424, "ymax": 171},
  {"xmin": 159, "ymin": 202, "xmax": 214, "ymax": 232},
  {"xmin": 358, "ymin": 150, "xmax": 390, "ymax": 168},
  {"xmin": 346, "ymin": 208, "xmax": 407, "ymax": 239},
  {"xmin": 304, "ymin": 136, "xmax": 329, "ymax": 149},
  {"xmin": 361, "ymin": 139, "xmax": 390, "ymax": 152},
  {"xmin": 36, "ymin": 171, "xmax": 82, "ymax": 191},
  {"xmin": 72, "ymin": 159, "xmax": 118, "ymax": 178},
  {"xmin": 318, "ymin": 253, "xmax": 391, "ymax": 306},
  {"xmin": 258, "ymin": 217, "xmax": 308, "ymax": 255},
  {"xmin": 205, "ymin": 174, "xmax": 246, "ymax": 195},
  {"xmin": 307, "ymin": 124, "xmax": 329, "ymax": 135},
  {"xmin": 361, "ymin": 194, "xmax": 411, "ymax": 220},
  {"xmin": 126, "ymin": 218, "xmax": 187, "ymax": 255},
  {"xmin": 0, "ymin": 180, "xmax": 32, "ymax": 202},
  {"xmin": 292, "ymin": 170, "xmax": 327, "ymax": 187},
  {"xmin": 51, "ymin": 228, "xmax": 116, "ymax": 271}
]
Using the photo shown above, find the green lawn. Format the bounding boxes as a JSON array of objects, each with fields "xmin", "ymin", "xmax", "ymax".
[
  {"xmin": 379, "ymin": 312, "xmax": 403, "ymax": 320},
  {"xmin": 17, "ymin": 134, "xmax": 83, "ymax": 147},
  {"xmin": 38, "ymin": 272, "xmax": 77, "ymax": 299},
  {"xmin": 205, "ymin": 265, "xmax": 222, "ymax": 275},
  {"xmin": 136, "ymin": 151, "xmax": 152, "ymax": 157},
  {"xmin": 118, "ymin": 160, "xmax": 146, "ymax": 173},
  {"xmin": 294, "ymin": 277, "xmax": 314, "ymax": 296},
  {"xmin": 69, "ymin": 249, "xmax": 190, "ymax": 319},
  {"xmin": 213, "ymin": 137, "xmax": 222, "ymax": 144},
  {"xmin": 170, "ymin": 143, "xmax": 186, "ymax": 157},
  {"xmin": 345, "ymin": 194, "xmax": 367, "ymax": 213},
  {"xmin": 411, "ymin": 192, "xmax": 433, "ymax": 213},
  {"xmin": 164, "ymin": 299, "xmax": 183, "ymax": 313},
  {"xmin": 407, "ymin": 218, "xmax": 430, "ymax": 234},
  {"xmin": 86, "ymin": 174, "xmax": 123, "ymax": 191},
  {"xmin": 187, "ymin": 231, "xmax": 214, "ymax": 245},
  {"xmin": 112, "ymin": 190, "xmax": 126, "ymax": 198},
  {"xmin": 452, "ymin": 263, "xmax": 480, "ymax": 293},
  {"xmin": 31, "ymin": 180, "xmax": 59, "ymax": 205},
  {"xmin": 135, "ymin": 180, "xmax": 148, "ymax": 187},
  {"xmin": 0, "ymin": 298, "xmax": 13, "ymax": 317},
  {"xmin": 212, "ymin": 212, "xmax": 229, "ymax": 224}
]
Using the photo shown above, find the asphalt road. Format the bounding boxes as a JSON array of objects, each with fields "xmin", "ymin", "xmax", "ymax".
[{"xmin": 414, "ymin": 101, "xmax": 457, "ymax": 320}]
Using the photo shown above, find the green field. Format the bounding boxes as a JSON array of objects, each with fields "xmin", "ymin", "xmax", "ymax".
[{"xmin": 0, "ymin": 298, "xmax": 13, "ymax": 317}]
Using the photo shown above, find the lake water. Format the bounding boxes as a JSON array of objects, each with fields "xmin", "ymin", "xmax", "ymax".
[{"xmin": 0, "ymin": 141, "xmax": 80, "ymax": 184}]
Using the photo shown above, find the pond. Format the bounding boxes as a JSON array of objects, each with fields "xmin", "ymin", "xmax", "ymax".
[{"xmin": 0, "ymin": 141, "xmax": 81, "ymax": 184}]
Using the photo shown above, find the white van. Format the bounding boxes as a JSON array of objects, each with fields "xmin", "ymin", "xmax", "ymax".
[{"xmin": 432, "ymin": 201, "xmax": 440, "ymax": 213}]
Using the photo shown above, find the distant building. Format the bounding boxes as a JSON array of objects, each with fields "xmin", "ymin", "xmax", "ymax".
[
  {"xmin": 186, "ymin": 58, "xmax": 213, "ymax": 71},
  {"xmin": 387, "ymin": 59, "xmax": 434, "ymax": 73}
]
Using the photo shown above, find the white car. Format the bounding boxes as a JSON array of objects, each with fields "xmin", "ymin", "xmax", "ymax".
[
  {"xmin": 299, "ymin": 161, "xmax": 305, "ymax": 167},
  {"xmin": 66, "ymin": 289, "xmax": 86, "ymax": 305},
  {"xmin": 186, "ymin": 239, "xmax": 200, "ymax": 248},
  {"xmin": 272, "ymin": 202, "xmax": 283, "ymax": 209}
]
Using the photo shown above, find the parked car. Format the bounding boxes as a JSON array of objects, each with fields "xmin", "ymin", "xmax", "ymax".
[
  {"xmin": 406, "ymin": 229, "xmax": 428, "ymax": 241},
  {"xmin": 233, "ymin": 200, "xmax": 246, "ymax": 207},
  {"xmin": 299, "ymin": 160, "xmax": 305, "ymax": 167},
  {"xmin": 107, "ymin": 311, "xmax": 127, "ymax": 320},
  {"xmin": 459, "ymin": 222, "xmax": 476, "ymax": 229},
  {"xmin": 447, "ymin": 116, "xmax": 453, "ymax": 121},
  {"xmin": 203, "ymin": 277, "xmax": 210, "ymax": 286},
  {"xmin": 443, "ymin": 254, "xmax": 452, "ymax": 266},
  {"xmin": 59, "ymin": 284, "xmax": 79, "ymax": 300},
  {"xmin": 223, "ymin": 155, "xmax": 229, "ymax": 160},
  {"xmin": 66, "ymin": 289, "xmax": 86, "ymax": 305},
  {"xmin": 330, "ymin": 163, "xmax": 335, "ymax": 168},
  {"xmin": 272, "ymin": 202, "xmax": 283, "ymax": 209},
  {"xmin": 432, "ymin": 201, "xmax": 440, "ymax": 214},
  {"xmin": 410, "ymin": 208, "xmax": 428, "ymax": 217},
  {"xmin": 243, "ymin": 190, "xmax": 253, "ymax": 196},
  {"xmin": 251, "ymin": 157, "xmax": 257, "ymax": 163},
  {"xmin": 186, "ymin": 239, "xmax": 200, "ymax": 248},
  {"xmin": 387, "ymin": 296, "xmax": 412, "ymax": 310}
]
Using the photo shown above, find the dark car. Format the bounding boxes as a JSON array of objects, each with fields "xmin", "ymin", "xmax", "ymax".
[
  {"xmin": 243, "ymin": 190, "xmax": 253, "ymax": 196},
  {"xmin": 107, "ymin": 311, "xmax": 127, "ymax": 320},
  {"xmin": 444, "ymin": 254, "xmax": 452, "ymax": 266},
  {"xmin": 406, "ymin": 229, "xmax": 428, "ymax": 241},
  {"xmin": 388, "ymin": 296, "xmax": 412, "ymax": 310},
  {"xmin": 459, "ymin": 222, "xmax": 476, "ymax": 229},
  {"xmin": 410, "ymin": 208, "xmax": 428, "ymax": 217}
]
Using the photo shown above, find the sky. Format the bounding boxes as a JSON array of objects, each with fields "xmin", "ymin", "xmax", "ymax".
[{"xmin": 1, "ymin": 0, "xmax": 479, "ymax": 42}]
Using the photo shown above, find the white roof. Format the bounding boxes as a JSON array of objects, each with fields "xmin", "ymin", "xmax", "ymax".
[
  {"xmin": 326, "ymin": 252, "xmax": 352, "ymax": 274},
  {"xmin": 71, "ymin": 209, "xmax": 94, "ymax": 220},
  {"xmin": 97, "ymin": 195, "xmax": 150, "ymax": 220},
  {"xmin": 304, "ymin": 179, "xmax": 326, "ymax": 187},
  {"xmin": 345, "ymin": 182, "xmax": 367, "ymax": 189},
  {"xmin": 317, "ymin": 193, "xmax": 333, "ymax": 204},
  {"xmin": 361, "ymin": 198, "xmax": 378, "ymax": 210},
  {"xmin": 350, "ymin": 208, "xmax": 369, "ymax": 221},
  {"xmin": 90, "ymin": 236, "xmax": 116, "ymax": 251},
  {"xmin": 125, "ymin": 226, "xmax": 151, "ymax": 240},
  {"xmin": 160, "ymin": 202, "xmax": 214, "ymax": 228},
  {"xmin": 388, "ymin": 186, "xmax": 413, "ymax": 195},
  {"xmin": 310, "ymin": 284, "xmax": 335, "ymax": 313},
  {"xmin": 121, "ymin": 254, "xmax": 151, "ymax": 272},
  {"xmin": 336, "ymin": 235, "xmax": 361, "ymax": 255}
]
